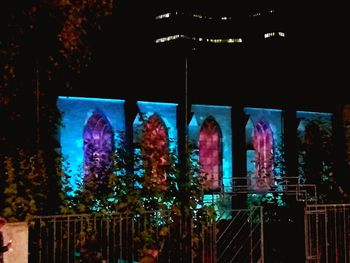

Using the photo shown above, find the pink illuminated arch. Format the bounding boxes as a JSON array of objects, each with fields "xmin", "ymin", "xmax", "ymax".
[
  {"xmin": 199, "ymin": 117, "xmax": 222, "ymax": 191},
  {"xmin": 253, "ymin": 120, "xmax": 274, "ymax": 189},
  {"xmin": 141, "ymin": 114, "xmax": 169, "ymax": 185}
]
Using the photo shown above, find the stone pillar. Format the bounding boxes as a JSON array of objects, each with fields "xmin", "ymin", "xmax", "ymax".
[{"xmin": 3, "ymin": 222, "xmax": 28, "ymax": 263}]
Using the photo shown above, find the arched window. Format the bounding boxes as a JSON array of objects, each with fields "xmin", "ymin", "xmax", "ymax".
[
  {"xmin": 141, "ymin": 114, "xmax": 169, "ymax": 186},
  {"xmin": 199, "ymin": 117, "xmax": 222, "ymax": 191},
  {"xmin": 83, "ymin": 110, "xmax": 114, "ymax": 182},
  {"xmin": 253, "ymin": 121, "xmax": 274, "ymax": 189}
]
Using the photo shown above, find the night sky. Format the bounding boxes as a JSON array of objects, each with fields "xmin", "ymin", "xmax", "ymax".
[
  {"xmin": 61, "ymin": 0, "xmax": 348, "ymax": 109},
  {"xmin": 1, "ymin": 1, "xmax": 348, "ymax": 108}
]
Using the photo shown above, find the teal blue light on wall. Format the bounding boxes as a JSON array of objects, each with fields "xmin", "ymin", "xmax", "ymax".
[
  {"xmin": 57, "ymin": 96, "xmax": 125, "ymax": 193},
  {"xmin": 296, "ymin": 111, "xmax": 332, "ymax": 134},
  {"xmin": 189, "ymin": 104, "xmax": 233, "ymax": 193}
]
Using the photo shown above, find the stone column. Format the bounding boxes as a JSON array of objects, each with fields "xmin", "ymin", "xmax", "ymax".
[{"xmin": 3, "ymin": 222, "xmax": 28, "ymax": 263}]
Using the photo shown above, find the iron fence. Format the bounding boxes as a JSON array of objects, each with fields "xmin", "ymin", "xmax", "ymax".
[
  {"xmin": 28, "ymin": 207, "xmax": 263, "ymax": 263},
  {"xmin": 305, "ymin": 203, "xmax": 350, "ymax": 263}
]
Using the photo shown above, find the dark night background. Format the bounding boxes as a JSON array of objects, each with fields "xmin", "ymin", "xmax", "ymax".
[
  {"xmin": 1, "ymin": 0, "xmax": 348, "ymax": 107},
  {"xmin": 63, "ymin": 0, "xmax": 349, "ymax": 108}
]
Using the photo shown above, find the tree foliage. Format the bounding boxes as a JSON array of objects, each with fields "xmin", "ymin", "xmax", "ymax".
[
  {"xmin": 0, "ymin": 149, "xmax": 66, "ymax": 221},
  {"xmin": 298, "ymin": 117, "xmax": 348, "ymax": 203},
  {"xmin": 1, "ymin": 0, "xmax": 114, "ymax": 99},
  {"xmin": 0, "ymin": 0, "xmax": 116, "ymax": 219},
  {"xmin": 59, "ymin": 127, "xmax": 215, "ymax": 258},
  {"xmin": 0, "ymin": 0, "xmax": 115, "ymax": 161}
]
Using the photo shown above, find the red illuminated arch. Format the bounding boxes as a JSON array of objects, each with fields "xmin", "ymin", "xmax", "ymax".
[
  {"xmin": 141, "ymin": 114, "xmax": 169, "ymax": 186},
  {"xmin": 199, "ymin": 117, "xmax": 222, "ymax": 191}
]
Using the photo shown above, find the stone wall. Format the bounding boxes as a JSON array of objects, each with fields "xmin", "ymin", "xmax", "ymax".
[{"xmin": 3, "ymin": 222, "xmax": 28, "ymax": 263}]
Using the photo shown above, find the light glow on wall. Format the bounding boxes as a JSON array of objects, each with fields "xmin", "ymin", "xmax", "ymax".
[
  {"xmin": 57, "ymin": 96, "xmax": 125, "ymax": 193},
  {"xmin": 134, "ymin": 101, "xmax": 178, "ymax": 152},
  {"xmin": 199, "ymin": 117, "xmax": 222, "ymax": 191},
  {"xmin": 253, "ymin": 121, "xmax": 274, "ymax": 191},
  {"xmin": 83, "ymin": 110, "xmax": 114, "ymax": 183},
  {"xmin": 189, "ymin": 104, "xmax": 233, "ymax": 194},
  {"xmin": 244, "ymin": 107, "xmax": 283, "ymax": 192},
  {"xmin": 141, "ymin": 114, "xmax": 169, "ymax": 186}
]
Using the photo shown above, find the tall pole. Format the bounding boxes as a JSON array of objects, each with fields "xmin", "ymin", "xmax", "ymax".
[
  {"xmin": 185, "ymin": 56, "xmax": 188, "ymax": 147},
  {"xmin": 181, "ymin": 54, "xmax": 191, "ymax": 263},
  {"xmin": 36, "ymin": 62, "xmax": 40, "ymax": 148}
]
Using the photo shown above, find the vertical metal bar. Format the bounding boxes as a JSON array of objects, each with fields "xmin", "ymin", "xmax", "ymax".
[
  {"xmin": 208, "ymin": 216, "xmax": 211, "ymax": 263},
  {"xmin": 106, "ymin": 217, "xmax": 110, "ymax": 263},
  {"xmin": 131, "ymin": 214, "xmax": 135, "ymax": 262},
  {"xmin": 179, "ymin": 213, "xmax": 182, "ymax": 263},
  {"xmin": 310, "ymin": 209, "xmax": 314, "ymax": 263},
  {"xmin": 344, "ymin": 206, "xmax": 348, "ymax": 263},
  {"xmin": 115, "ymin": 215, "xmax": 117, "ymax": 262},
  {"xmin": 119, "ymin": 214, "xmax": 123, "ymax": 261},
  {"xmin": 202, "ymin": 217, "xmax": 205, "ymax": 263},
  {"xmin": 39, "ymin": 218, "xmax": 42, "ymax": 263},
  {"xmin": 345, "ymin": 206, "xmax": 350, "ymax": 262},
  {"xmin": 213, "ymin": 217, "xmax": 217, "ymax": 263},
  {"xmin": 73, "ymin": 219, "xmax": 77, "ymax": 263},
  {"xmin": 113, "ymin": 217, "xmax": 117, "ymax": 261},
  {"xmin": 168, "ymin": 211, "xmax": 171, "ymax": 263},
  {"xmin": 67, "ymin": 217, "xmax": 70, "ymax": 263},
  {"xmin": 81, "ymin": 216, "xmax": 84, "ymax": 261},
  {"xmin": 210, "ymin": 217, "xmax": 214, "ymax": 263},
  {"xmin": 250, "ymin": 209, "xmax": 253, "ymax": 263},
  {"xmin": 304, "ymin": 207, "xmax": 309, "ymax": 262},
  {"xmin": 46, "ymin": 221, "xmax": 49, "ymax": 263},
  {"xmin": 316, "ymin": 212, "xmax": 319, "ymax": 263},
  {"xmin": 53, "ymin": 217, "xmax": 56, "ymax": 263},
  {"xmin": 334, "ymin": 207, "xmax": 338, "ymax": 263},
  {"xmin": 59, "ymin": 219, "xmax": 63, "ymax": 263},
  {"xmin": 260, "ymin": 206, "xmax": 264, "ymax": 263},
  {"xmin": 126, "ymin": 214, "xmax": 130, "ymax": 261},
  {"xmin": 325, "ymin": 209, "xmax": 328, "ymax": 263}
]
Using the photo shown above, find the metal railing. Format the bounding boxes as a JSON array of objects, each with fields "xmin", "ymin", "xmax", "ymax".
[
  {"xmin": 305, "ymin": 203, "xmax": 350, "ymax": 263},
  {"xmin": 216, "ymin": 207, "xmax": 264, "ymax": 263},
  {"xmin": 225, "ymin": 176, "xmax": 317, "ymax": 204},
  {"xmin": 28, "ymin": 207, "xmax": 264, "ymax": 263},
  {"xmin": 28, "ymin": 210, "xmax": 215, "ymax": 263}
]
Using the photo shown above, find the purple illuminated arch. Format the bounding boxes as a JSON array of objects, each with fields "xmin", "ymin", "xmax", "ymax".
[
  {"xmin": 83, "ymin": 110, "xmax": 114, "ymax": 182},
  {"xmin": 199, "ymin": 117, "xmax": 222, "ymax": 191},
  {"xmin": 141, "ymin": 114, "xmax": 169, "ymax": 184},
  {"xmin": 253, "ymin": 120, "xmax": 274, "ymax": 190}
]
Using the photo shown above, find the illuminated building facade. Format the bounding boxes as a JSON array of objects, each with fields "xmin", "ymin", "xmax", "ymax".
[
  {"xmin": 54, "ymin": 3, "xmax": 347, "ymax": 261},
  {"xmin": 57, "ymin": 96, "xmax": 338, "ymax": 210}
]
